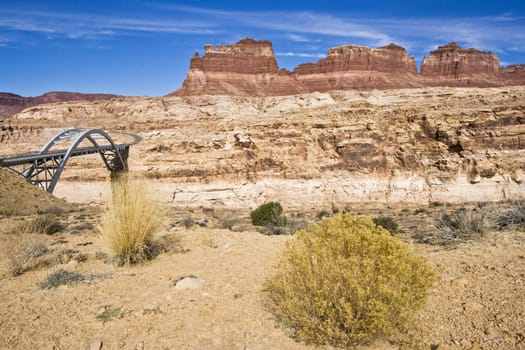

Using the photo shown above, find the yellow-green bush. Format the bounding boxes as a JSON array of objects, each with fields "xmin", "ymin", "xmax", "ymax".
[
  {"xmin": 98, "ymin": 178, "xmax": 164, "ymax": 264},
  {"xmin": 265, "ymin": 213, "xmax": 435, "ymax": 348}
]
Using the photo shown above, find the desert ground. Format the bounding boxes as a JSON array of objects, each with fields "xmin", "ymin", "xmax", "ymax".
[
  {"xmin": 1, "ymin": 172, "xmax": 524, "ymax": 350},
  {"xmin": 1, "ymin": 86, "xmax": 525, "ymax": 349}
]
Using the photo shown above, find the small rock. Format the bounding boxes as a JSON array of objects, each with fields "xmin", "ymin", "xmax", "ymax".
[{"xmin": 174, "ymin": 275, "xmax": 204, "ymax": 290}]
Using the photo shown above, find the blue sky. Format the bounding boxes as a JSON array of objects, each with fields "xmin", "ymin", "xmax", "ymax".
[{"xmin": 1, "ymin": 0, "xmax": 524, "ymax": 96}]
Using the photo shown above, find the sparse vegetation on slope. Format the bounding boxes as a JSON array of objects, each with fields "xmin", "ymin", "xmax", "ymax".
[
  {"xmin": 265, "ymin": 213, "xmax": 435, "ymax": 348},
  {"xmin": 0, "ymin": 168, "xmax": 74, "ymax": 216}
]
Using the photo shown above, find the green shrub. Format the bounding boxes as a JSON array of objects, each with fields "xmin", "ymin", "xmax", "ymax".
[
  {"xmin": 373, "ymin": 216, "xmax": 400, "ymax": 235},
  {"xmin": 250, "ymin": 202, "xmax": 283, "ymax": 226},
  {"xmin": 265, "ymin": 213, "xmax": 435, "ymax": 348}
]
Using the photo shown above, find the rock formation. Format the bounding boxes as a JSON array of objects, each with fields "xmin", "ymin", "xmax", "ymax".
[
  {"xmin": 0, "ymin": 91, "xmax": 118, "ymax": 119},
  {"xmin": 420, "ymin": 42, "xmax": 500, "ymax": 77},
  {"xmin": 419, "ymin": 42, "xmax": 503, "ymax": 86},
  {"xmin": 292, "ymin": 43, "xmax": 420, "ymax": 91},
  {"xmin": 172, "ymin": 39, "xmax": 525, "ymax": 96},
  {"xmin": 5, "ymin": 87, "xmax": 525, "ymax": 208},
  {"xmin": 174, "ymin": 38, "xmax": 301, "ymax": 96}
]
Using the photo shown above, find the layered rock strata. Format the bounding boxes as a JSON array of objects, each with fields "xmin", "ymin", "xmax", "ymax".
[
  {"xmin": 173, "ymin": 39, "xmax": 525, "ymax": 96},
  {"xmin": 5, "ymin": 87, "xmax": 525, "ymax": 209},
  {"xmin": 175, "ymin": 38, "xmax": 301, "ymax": 96}
]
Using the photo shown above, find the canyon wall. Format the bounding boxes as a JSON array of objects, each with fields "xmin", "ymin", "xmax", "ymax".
[
  {"xmin": 5, "ymin": 87, "xmax": 525, "ymax": 208},
  {"xmin": 172, "ymin": 38, "xmax": 525, "ymax": 96}
]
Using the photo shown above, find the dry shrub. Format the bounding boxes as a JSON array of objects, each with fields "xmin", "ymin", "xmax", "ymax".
[
  {"xmin": 495, "ymin": 199, "xmax": 525, "ymax": 229},
  {"xmin": 14, "ymin": 215, "xmax": 64, "ymax": 235},
  {"xmin": 40, "ymin": 269, "xmax": 85, "ymax": 289},
  {"xmin": 0, "ymin": 234, "xmax": 48, "ymax": 276},
  {"xmin": 434, "ymin": 208, "xmax": 489, "ymax": 244},
  {"xmin": 98, "ymin": 178, "xmax": 164, "ymax": 264},
  {"xmin": 265, "ymin": 213, "xmax": 435, "ymax": 348}
]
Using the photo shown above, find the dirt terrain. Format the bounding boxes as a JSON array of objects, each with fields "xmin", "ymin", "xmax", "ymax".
[
  {"xmin": 1, "ymin": 200, "xmax": 524, "ymax": 350},
  {"xmin": 1, "ymin": 86, "xmax": 524, "ymax": 349}
]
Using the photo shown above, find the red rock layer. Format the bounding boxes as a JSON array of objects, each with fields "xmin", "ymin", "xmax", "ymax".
[
  {"xmin": 175, "ymin": 38, "xmax": 303, "ymax": 96},
  {"xmin": 420, "ymin": 42, "xmax": 500, "ymax": 77},
  {"xmin": 172, "ymin": 39, "xmax": 525, "ymax": 96},
  {"xmin": 292, "ymin": 43, "xmax": 420, "ymax": 91}
]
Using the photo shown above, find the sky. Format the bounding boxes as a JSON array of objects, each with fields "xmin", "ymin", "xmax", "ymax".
[{"xmin": 1, "ymin": 0, "xmax": 524, "ymax": 97}]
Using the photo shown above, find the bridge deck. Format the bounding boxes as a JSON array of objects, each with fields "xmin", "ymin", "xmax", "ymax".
[{"xmin": 0, "ymin": 144, "xmax": 127, "ymax": 167}]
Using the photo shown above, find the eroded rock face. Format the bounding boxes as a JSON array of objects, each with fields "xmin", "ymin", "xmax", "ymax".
[
  {"xmin": 421, "ymin": 42, "xmax": 500, "ymax": 77},
  {"xmin": 294, "ymin": 43, "xmax": 417, "ymax": 74},
  {"xmin": 6, "ymin": 87, "xmax": 525, "ymax": 208},
  {"xmin": 174, "ymin": 38, "xmax": 302, "ymax": 96},
  {"xmin": 173, "ymin": 39, "xmax": 525, "ymax": 96}
]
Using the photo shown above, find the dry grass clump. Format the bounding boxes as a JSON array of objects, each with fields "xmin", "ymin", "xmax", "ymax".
[
  {"xmin": 0, "ymin": 234, "xmax": 49, "ymax": 276},
  {"xmin": 495, "ymin": 199, "xmax": 525, "ymax": 229},
  {"xmin": 14, "ymin": 214, "xmax": 64, "ymax": 235},
  {"xmin": 434, "ymin": 207, "xmax": 490, "ymax": 245},
  {"xmin": 265, "ymin": 213, "xmax": 435, "ymax": 348},
  {"xmin": 98, "ymin": 179, "xmax": 164, "ymax": 265}
]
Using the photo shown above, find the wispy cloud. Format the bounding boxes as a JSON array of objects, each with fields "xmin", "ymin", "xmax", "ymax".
[
  {"xmin": 0, "ymin": 8, "xmax": 216, "ymax": 42},
  {"xmin": 1, "ymin": 4, "xmax": 524, "ymax": 64},
  {"xmin": 286, "ymin": 33, "xmax": 310, "ymax": 42},
  {"xmin": 276, "ymin": 51, "xmax": 326, "ymax": 58},
  {"xmin": 168, "ymin": 5, "xmax": 525, "ymax": 58}
]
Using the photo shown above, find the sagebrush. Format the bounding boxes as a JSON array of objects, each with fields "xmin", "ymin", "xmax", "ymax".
[
  {"xmin": 98, "ymin": 178, "xmax": 164, "ymax": 264},
  {"xmin": 265, "ymin": 213, "xmax": 435, "ymax": 348}
]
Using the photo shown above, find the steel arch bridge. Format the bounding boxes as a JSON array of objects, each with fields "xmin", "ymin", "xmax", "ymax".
[{"xmin": 0, "ymin": 129, "xmax": 142, "ymax": 193}]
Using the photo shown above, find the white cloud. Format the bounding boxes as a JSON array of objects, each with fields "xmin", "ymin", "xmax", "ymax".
[
  {"xmin": 0, "ymin": 8, "xmax": 216, "ymax": 41},
  {"xmin": 286, "ymin": 34, "xmax": 310, "ymax": 42},
  {"xmin": 276, "ymin": 51, "xmax": 326, "ymax": 58},
  {"xmin": 0, "ymin": 4, "xmax": 524, "ymax": 64}
]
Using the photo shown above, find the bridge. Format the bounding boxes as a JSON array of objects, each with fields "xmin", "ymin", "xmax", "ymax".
[{"xmin": 0, "ymin": 129, "xmax": 142, "ymax": 193}]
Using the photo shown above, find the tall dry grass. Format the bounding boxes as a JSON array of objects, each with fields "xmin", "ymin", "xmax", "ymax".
[{"xmin": 98, "ymin": 178, "xmax": 164, "ymax": 264}]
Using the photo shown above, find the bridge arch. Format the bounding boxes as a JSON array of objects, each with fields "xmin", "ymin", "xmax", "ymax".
[
  {"xmin": 46, "ymin": 129, "xmax": 128, "ymax": 193},
  {"xmin": 0, "ymin": 129, "xmax": 138, "ymax": 193}
]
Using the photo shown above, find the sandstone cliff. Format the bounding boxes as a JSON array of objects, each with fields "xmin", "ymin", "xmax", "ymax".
[
  {"xmin": 420, "ymin": 42, "xmax": 503, "ymax": 86},
  {"xmin": 173, "ymin": 39, "xmax": 525, "ymax": 96},
  {"xmin": 174, "ymin": 38, "xmax": 302, "ymax": 96},
  {"xmin": 0, "ymin": 91, "xmax": 118, "ymax": 120},
  {"xmin": 292, "ymin": 43, "xmax": 420, "ymax": 91},
  {"xmin": 5, "ymin": 87, "xmax": 525, "ymax": 208}
]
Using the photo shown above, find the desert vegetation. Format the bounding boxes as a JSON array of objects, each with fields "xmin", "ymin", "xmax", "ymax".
[
  {"xmin": 97, "ymin": 178, "xmax": 165, "ymax": 264},
  {"xmin": 1, "ymin": 172, "xmax": 525, "ymax": 349},
  {"xmin": 265, "ymin": 213, "xmax": 435, "ymax": 348}
]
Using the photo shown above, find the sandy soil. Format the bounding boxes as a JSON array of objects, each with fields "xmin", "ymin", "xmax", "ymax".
[{"xmin": 1, "ymin": 220, "xmax": 524, "ymax": 350}]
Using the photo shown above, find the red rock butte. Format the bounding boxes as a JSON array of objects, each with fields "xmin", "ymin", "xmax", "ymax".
[{"xmin": 172, "ymin": 38, "xmax": 525, "ymax": 96}]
